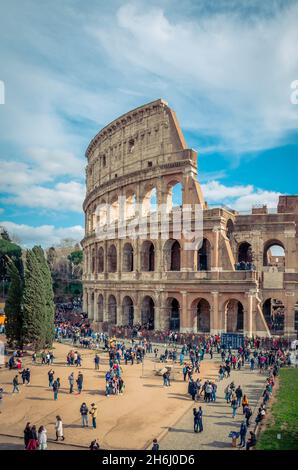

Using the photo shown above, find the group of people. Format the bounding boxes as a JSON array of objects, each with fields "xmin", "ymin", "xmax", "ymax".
[{"xmin": 23, "ymin": 417, "xmax": 64, "ymax": 450}]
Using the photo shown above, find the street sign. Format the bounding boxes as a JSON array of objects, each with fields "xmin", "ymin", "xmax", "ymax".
[{"xmin": 221, "ymin": 333, "xmax": 244, "ymax": 349}]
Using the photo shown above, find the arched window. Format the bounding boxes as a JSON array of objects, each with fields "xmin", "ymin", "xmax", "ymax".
[
  {"xmin": 125, "ymin": 192, "xmax": 136, "ymax": 219},
  {"xmin": 108, "ymin": 245, "xmax": 117, "ymax": 272},
  {"xmin": 197, "ymin": 238, "xmax": 211, "ymax": 271},
  {"xmin": 263, "ymin": 241, "xmax": 285, "ymax": 269},
  {"xmin": 141, "ymin": 241, "xmax": 155, "ymax": 272},
  {"xmin": 123, "ymin": 243, "xmax": 134, "ymax": 272},
  {"xmin": 164, "ymin": 239, "xmax": 181, "ymax": 271},
  {"xmin": 110, "ymin": 197, "xmax": 119, "ymax": 222},
  {"xmin": 91, "ymin": 248, "xmax": 96, "ymax": 273},
  {"xmin": 97, "ymin": 247, "xmax": 104, "ymax": 273},
  {"xmin": 141, "ymin": 296, "xmax": 155, "ymax": 329}
]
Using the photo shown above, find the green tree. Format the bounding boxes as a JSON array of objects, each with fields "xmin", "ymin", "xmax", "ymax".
[
  {"xmin": 4, "ymin": 260, "xmax": 23, "ymax": 347},
  {"xmin": 68, "ymin": 250, "xmax": 83, "ymax": 266},
  {"xmin": 22, "ymin": 249, "xmax": 47, "ymax": 350},
  {"xmin": 32, "ymin": 246, "xmax": 55, "ymax": 347},
  {"xmin": 0, "ymin": 238, "xmax": 22, "ymax": 282}
]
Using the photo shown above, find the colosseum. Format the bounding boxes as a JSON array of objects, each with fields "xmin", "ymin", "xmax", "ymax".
[{"xmin": 82, "ymin": 99, "xmax": 298, "ymax": 338}]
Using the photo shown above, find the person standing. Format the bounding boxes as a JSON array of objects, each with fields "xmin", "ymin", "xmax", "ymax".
[
  {"xmin": 94, "ymin": 354, "xmax": 100, "ymax": 370},
  {"xmin": 238, "ymin": 421, "xmax": 247, "ymax": 448},
  {"xmin": 48, "ymin": 369, "xmax": 54, "ymax": 388},
  {"xmin": 80, "ymin": 402, "xmax": 89, "ymax": 427},
  {"xmin": 152, "ymin": 438, "xmax": 159, "ymax": 451},
  {"xmin": 52, "ymin": 380, "xmax": 59, "ymax": 400},
  {"xmin": 231, "ymin": 394, "xmax": 238, "ymax": 418},
  {"xmin": 38, "ymin": 426, "xmax": 47, "ymax": 450},
  {"xmin": 89, "ymin": 403, "xmax": 98, "ymax": 429},
  {"xmin": 55, "ymin": 416, "xmax": 64, "ymax": 441},
  {"xmin": 68, "ymin": 372, "xmax": 74, "ymax": 394},
  {"xmin": 197, "ymin": 406, "xmax": 203, "ymax": 432},
  {"xmin": 27, "ymin": 425, "xmax": 38, "ymax": 450},
  {"xmin": 236, "ymin": 386, "xmax": 243, "ymax": 408},
  {"xmin": 77, "ymin": 371, "xmax": 83, "ymax": 394},
  {"xmin": 24, "ymin": 422, "xmax": 31, "ymax": 449},
  {"xmin": 193, "ymin": 408, "xmax": 199, "ymax": 433}
]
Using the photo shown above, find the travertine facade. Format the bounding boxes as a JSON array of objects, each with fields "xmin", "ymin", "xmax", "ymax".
[{"xmin": 82, "ymin": 99, "xmax": 298, "ymax": 337}]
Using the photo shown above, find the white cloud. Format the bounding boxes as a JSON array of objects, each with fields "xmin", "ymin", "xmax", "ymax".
[
  {"xmin": 2, "ymin": 181, "xmax": 85, "ymax": 213},
  {"xmin": 0, "ymin": 221, "xmax": 84, "ymax": 248},
  {"xmin": 202, "ymin": 180, "xmax": 281, "ymax": 211}
]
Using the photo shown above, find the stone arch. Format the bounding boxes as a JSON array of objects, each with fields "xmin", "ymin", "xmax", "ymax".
[
  {"xmin": 238, "ymin": 241, "xmax": 253, "ymax": 263},
  {"xmin": 108, "ymin": 244, "xmax": 117, "ymax": 272},
  {"xmin": 166, "ymin": 297, "xmax": 180, "ymax": 331},
  {"xmin": 91, "ymin": 248, "xmax": 96, "ymax": 273},
  {"xmin": 225, "ymin": 299, "xmax": 244, "ymax": 332},
  {"xmin": 97, "ymin": 294, "xmax": 104, "ymax": 322},
  {"xmin": 164, "ymin": 239, "xmax": 181, "ymax": 271},
  {"xmin": 108, "ymin": 295, "xmax": 117, "ymax": 324},
  {"xmin": 97, "ymin": 246, "xmax": 104, "ymax": 273},
  {"xmin": 141, "ymin": 296, "xmax": 155, "ymax": 329},
  {"xmin": 166, "ymin": 180, "xmax": 183, "ymax": 212},
  {"xmin": 125, "ymin": 190, "xmax": 136, "ymax": 219},
  {"xmin": 90, "ymin": 291, "xmax": 95, "ymax": 320},
  {"xmin": 142, "ymin": 185, "xmax": 157, "ymax": 216},
  {"xmin": 98, "ymin": 200, "xmax": 108, "ymax": 228},
  {"xmin": 123, "ymin": 242, "xmax": 134, "ymax": 272},
  {"xmin": 122, "ymin": 296, "xmax": 134, "ymax": 326},
  {"xmin": 110, "ymin": 196, "xmax": 119, "ymax": 222},
  {"xmin": 263, "ymin": 298, "xmax": 285, "ymax": 334},
  {"xmin": 197, "ymin": 238, "xmax": 211, "ymax": 271},
  {"xmin": 191, "ymin": 298, "xmax": 211, "ymax": 332},
  {"xmin": 141, "ymin": 240, "xmax": 155, "ymax": 271},
  {"xmin": 263, "ymin": 239, "xmax": 285, "ymax": 268}
]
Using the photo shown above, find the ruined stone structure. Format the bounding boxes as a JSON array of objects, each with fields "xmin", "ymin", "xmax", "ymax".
[{"xmin": 82, "ymin": 99, "xmax": 298, "ymax": 337}]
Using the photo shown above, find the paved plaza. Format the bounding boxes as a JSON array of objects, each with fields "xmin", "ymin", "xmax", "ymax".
[{"xmin": 0, "ymin": 337, "xmax": 267, "ymax": 450}]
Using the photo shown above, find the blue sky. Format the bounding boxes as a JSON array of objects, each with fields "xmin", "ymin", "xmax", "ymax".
[{"xmin": 0, "ymin": 0, "xmax": 297, "ymax": 247}]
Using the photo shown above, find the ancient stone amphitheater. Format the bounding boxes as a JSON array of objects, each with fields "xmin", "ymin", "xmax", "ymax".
[{"xmin": 82, "ymin": 99, "xmax": 298, "ymax": 337}]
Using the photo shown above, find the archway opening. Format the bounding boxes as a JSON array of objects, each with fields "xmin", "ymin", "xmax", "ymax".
[
  {"xmin": 141, "ymin": 241, "xmax": 155, "ymax": 272},
  {"xmin": 197, "ymin": 238, "xmax": 211, "ymax": 271},
  {"xmin": 169, "ymin": 298, "xmax": 180, "ymax": 331},
  {"xmin": 263, "ymin": 241, "xmax": 285, "ymax": 269},
  {"xmin": 142, "ymin": 186, "xmax": 157, "ymax": 216},
  {"xmin": 108, "ymin": 295, "xmax": 117, "ymax": 324},
  {"xmin": 123, "ymin": 243, "xmax": 134, "ymax": 272},
  {"xmin": 141, "ymin": 296, "xmax": 155, "ymax": 329},
  {"xmin": 98, "ymin": 247, "xmax": 104, "ymax": 273},
  {"xmin": 164, "ymin": 239, "xmax": 181, "ymax": 271},
  {"xmin": 197, "ymin": 299, "xmax": 211, "ymax": 332},
  {"xmin": 166, "ymin": 181, "xmax": 183, "ymax": 212},
  {"xmin": 122, "ymin": 296, "xmax": 134, "ymax": 327},
  {"xmin": 97, "ymin": 294, "xmax": 104, "ymax": 322},
  {"xmin": 226, "ymin": 299, "xmax": 244, "ymax": 332},
  {"xmin": 226, "ymin": 219, "xmax": 234, "ymax": 241},
  {"xmin": 263, "ymin": 298, "xmax": 285, "ymax": 334},
  {"xmin": 108, "ymin": 245, "xmax": 117, "ymax": 272},
  {"xmin": 237, "ymin": 242, "xmax": 253, "ymax": 270}
]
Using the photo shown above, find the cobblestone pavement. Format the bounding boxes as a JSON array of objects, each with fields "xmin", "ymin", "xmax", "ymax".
[{"xmin": 160, "ymin": 363, "xmax": 267, "ymax": 450}]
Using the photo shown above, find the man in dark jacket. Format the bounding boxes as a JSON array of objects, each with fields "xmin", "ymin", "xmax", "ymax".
[
  {"xmin": 238, "ymin": 421, "xmax": 247, "ymax": 448},
  {"xmin": 80, "ymin": 402, "xmax": 89, "ymax": 427}
]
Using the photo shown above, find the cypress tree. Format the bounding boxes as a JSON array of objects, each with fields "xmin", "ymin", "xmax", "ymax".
[
  {"xmin": 32, "ymin": 246, "xmax": 55, "ymax": 346},
  {"xmin": 4, "ymin": 260, "xmax": 23, "ymax": 348},
  {"xmin": 22, "ymin": 249, "xmax": 47, "ymax": 350}
]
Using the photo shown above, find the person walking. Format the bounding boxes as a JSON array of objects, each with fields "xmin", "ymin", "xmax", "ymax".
[
  {"xmin": 38, "ymin": 426, "xmax": 47, "ymax": 450},
  {"xmin": 193, "ymin": 408, "xmax": 200, "ymax": 433},
  {"xmin": 55, "ymin": 416, "xmax": 64, "ymax": 441},
  {"xmin": 12, "ymin": 375, "xmax": 20, "ymax": 393},
  {"xmin": 238, "ymin": 421, "xmax": 247, "ymax": 448},
  {"xmin": 80, "ymin": 402, "xmax": 89, "ymax": 427},
  {"xmin": 231, "ymin": 394, "xmax": 238, "ymax": 418},
  {"xmin": 68, "ymin": 372, "xmax": 74, "ymax": 394},
  {"xmin": 246, "ymin": 431, "xmax": 256, "ymax": 450},
  {"xmin": 242, "ymin": 395, "xmax": 249, "ymax": 413},
  {"xmin": 89, "ymin": 403, "xmax": 98, "ymax": 429}
]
